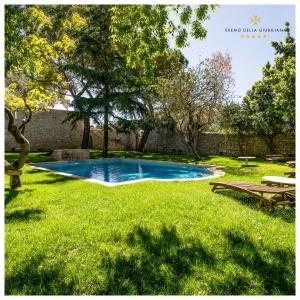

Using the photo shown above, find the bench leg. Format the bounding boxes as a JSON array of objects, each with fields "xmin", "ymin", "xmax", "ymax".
[{"xmin": 211, "ymin": 185, "xmax": 228, "ymax": 192}]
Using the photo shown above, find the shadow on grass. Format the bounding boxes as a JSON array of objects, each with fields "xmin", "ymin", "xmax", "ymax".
[
  {"xmin": 5, "ymin": 208, "xmax": 44, "ymax": 223},
  {"xmin": 240, "ymin": 164, "xmax": 258, "ymax": 168},
  {"xmin": 222, "ymin": 166, "xmax": 258, "ymax": 177},
  {"xmin": 34, "ymin": 175, "xmax": 77, "ymax": 185},
  {"xmin": 97, "ymin": 224, "xmax": 215, "ymax": 295},
  {"xmin": 215, "ymin": 190, "xmax": 295, "ymax": 223},
  {"xmin": 4, "ymin": 225, "xmax": 295, "ymax": 295},
  {"xmin": 25, "ymin": 168, "xmax": 45, "ymax": 174},
  {"xmin": 26, "ymin": 169, "xmax": 80, "ymax": 185},
  {"xmin": 210, "ymin": 229, "xmax": 295, "ymax": 295},
  {"xmin": 5, "ymin": 152, "xmax": 54, "ymax": 164},
  {"xmin": 4, "ymin": 188, "xmax": 34, "ymax": 207},
  {"xmin": 5, "ymin": 254, "xmax": 75, "ymax": 295}
]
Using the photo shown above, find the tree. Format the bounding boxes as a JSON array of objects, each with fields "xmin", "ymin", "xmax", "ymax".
[
  {"xmin": 110, "ymin": 5, "xmax": 217, "ymax": 79},
  {"xmin": 5, "ymin": 5, "xmax": 28, "ymax": 76},
  {"xmin": 5, "ymin": 4, "xmax": 218, "ymax": 168},
  {"xmin": 60, "ymin": 4, "xmax": 216, "ymax": 157},
  {"xmin": 106, "ymin": 5, "xmax": 218, "ymax": 153},
  {"xmin": 242, "ymin": 23, "xmax": 295, "ymax": 153},
  {"xmin": 116, "ymin": 49, "xmax": 188, "ymax": 152},
  {"xmin": 67, "ymin": 5, "xmax": 146, "ymax": 157},
  {"xmin": 63, "ymin": 97, "xmax": 99, "ymax": 149},
  {"xmin": 137, "ymin": 49, "xmax": 188, "ymax": 152},
  {"xmin": 271, "ymin": 22, "xmax": 295, "ymax": 134},
  {"xmin": 5, "ymin": 6, "xmax": 31, "ymax": 188},
  {"xmin": 220, "ymin": 102, "xmax": 253, "ymax": 155},
  {"xmin": 26, "ymin": 5, "xmax": 145, "ymax": 157},
  {"xmin": 25, "ymin": 5, "xmax": 94, "ymax": 150},
  {"xmin": 243, "ymin": 64, "xmax": 284, "ymax": 153},
  {"xmin": 161, "ymin": 52, "xmax": 234, "ymax": 160},
  {"xmin": 5, "ymin": 5, "xmax": 65, "ymax": 187}
]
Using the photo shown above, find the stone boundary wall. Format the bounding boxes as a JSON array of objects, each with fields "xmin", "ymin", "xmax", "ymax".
[
  {"xmin": 145, "ymin": 129, "xmax": 295, "ymax": 156},
  {"xmin": 5, "ymin": 109, "xmax": 295, "ymax": 157},
  {"xmin": 5, "ymin": 109, "xmax": 84, "ymax": 152},
  {"xmin": 89, "ymin": 127, "xmax": 136, "ymax": 151},
  {"xmin": 195, "ymin": 133, "xmax": 295, "ymax": 157},
  {"xmin": 90, "ymin": 128, "xmax": 295, "ymax": 157}
]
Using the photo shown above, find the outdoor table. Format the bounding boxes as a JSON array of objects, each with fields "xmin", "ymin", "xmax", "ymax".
[
  {"xmin": 262, "ymin": 176, "xmax": 296, "ymax": 187},
  {"xmin": 238, "ymin": 156, "xmax": 256, "ymax": 166},
  {"xmin": 287, "ymin": 161, "xmax": 296, "ymax": 168}
]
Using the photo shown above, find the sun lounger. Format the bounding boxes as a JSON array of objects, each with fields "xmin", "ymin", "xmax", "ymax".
[
  {"xmin": 266, "ymin": 155, "xmax": 286, "ymax": 163},
  {"xmin": 276, "ymin": 190, "xmax": 295, "ymax": 208},
  {"xmin": 210, "ymin": 181, "xmax": 295, "ymax": 211},
  {"xmin": 287, "ymin": 161, "xmax": 296, "ymax": 168},
  {"xmin": 266, "ymin": 155, "xmax": 295, "ymax": 163},
  {"xmin": 284, "ymin": 169, "xmax": 296, "ymax": 178}
]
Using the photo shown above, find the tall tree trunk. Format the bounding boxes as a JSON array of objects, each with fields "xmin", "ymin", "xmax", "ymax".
[
  {"xmin": 237, "ymin": 133, "xmax": 245, "ymax": 155},
  {"xmin": 135, "ymin": 131, "xmax": 139, "ymax": 151},
  {"xmin": 264, "ymin": 135, "xmax": 275, "ymax": 154},
  {"xmin": 178, "ymin": 129, "xmax": 201, "ymax": 161},
  {"xmin": 190, "ymin": 127, "xmax": 201, "ymax": 161},
  {"xmin": 138, "ymin": 127, "xmax": 151, "ymax": 152},
  {"xmin": 102, "ymin": 103, "xmax": 109, "ymax": 158},
  {"xmin": 138, "ymin": 101, "xmax": 155, "ymax": 152},
  {"xmin": 268, "ymin": 140, "xmax": 275, "ymax": 154},
  {"xmin": 187, "ymin": 142, "xmax": 201, "ymax": 161},
  {"xmin": 185, "ymin": 114, "xmax": 201, "ymax": 161},
  {"xmin": 81, "ymin": 116, "xmax": 90, "ymax": 149},
  {"xmin": 5, "ymin": 107, "xmax": 30, "ymax": 188}
]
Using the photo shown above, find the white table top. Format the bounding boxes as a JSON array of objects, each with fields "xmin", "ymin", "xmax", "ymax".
[
  {"xmin": 262, "ymin": 176, "xmax": 296, "ymax": 186},
  {"xmin": 238, "ymin": 156, "xmax": 256, "ymax": 159}
]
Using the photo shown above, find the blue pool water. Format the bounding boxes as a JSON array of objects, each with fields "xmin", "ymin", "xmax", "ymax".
[{"xmin": 34, "ymin": 159, "xmax": 214, "ymax": 185}]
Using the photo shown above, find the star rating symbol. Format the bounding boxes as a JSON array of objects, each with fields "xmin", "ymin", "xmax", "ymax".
[
  {"xmin": 250, "ymin": 15, "xmax": 261, "ymax": 26},
  {"xmin": 240, "ymin": 34, "xmax": 269, "ymax": 39}
]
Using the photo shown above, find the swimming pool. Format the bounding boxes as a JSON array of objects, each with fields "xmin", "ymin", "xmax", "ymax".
[{"xmin": 32, "ymin": 159, "xmax": 221, "ymax": 186}]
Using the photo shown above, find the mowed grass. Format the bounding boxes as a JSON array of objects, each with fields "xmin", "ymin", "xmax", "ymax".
[{"xmin": 5, "ymin": 151, "xmax": 295, "ymax": 295}]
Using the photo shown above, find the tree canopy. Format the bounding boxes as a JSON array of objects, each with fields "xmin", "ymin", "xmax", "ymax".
[
  {"xmin": 4, "ymin": 3, "xmax": 218, "ymax": 171},
  {"xmin": 160, "ymin": 52, "xmax": 234, "ymax": 160},
  {"xmin": 242, "ymin": 23, "xmax": 295, "ymax": 152}
]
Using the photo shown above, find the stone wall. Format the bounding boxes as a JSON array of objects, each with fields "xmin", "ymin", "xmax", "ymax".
[
  {"xmin": 89, "ymin": 127, "xmax": 136, "ymax": 151},
  {"xmin": 5, "ymin": 109, "xmax": 84, "ymax": 151},
  {"xmin": 145, "ymin": 129, "xmax": 295, "ymax": 157},
  {"xmin": 5, "ymin": 109, "xmax": 295, "ymax": 157},
  {"xmin": 197, "ymin": 133, "xmax": 295, "ymax": 157},
  {"xmin": 90, "ymin": 127, "xmax": 295, "ymax": 157}
]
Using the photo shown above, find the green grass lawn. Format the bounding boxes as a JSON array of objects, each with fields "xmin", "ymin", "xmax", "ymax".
[{"xmin": 5, "ymin": 151, "xmax": 295, "ymax": 295}]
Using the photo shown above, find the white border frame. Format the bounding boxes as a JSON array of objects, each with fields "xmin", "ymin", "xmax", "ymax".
[{"xmin": 2, "ymin": 1, "xmax": 297, "ymax": 299}]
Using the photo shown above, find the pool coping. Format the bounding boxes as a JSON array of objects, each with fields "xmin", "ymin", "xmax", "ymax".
[{"xmin": 27, "ymin": 158, "xmax": 225, "ymax": 187}]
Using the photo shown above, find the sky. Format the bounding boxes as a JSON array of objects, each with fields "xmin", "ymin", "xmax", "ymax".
[{"xmin": 180, "ymin": 4, "xmax": 295, "ymax": 99}]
